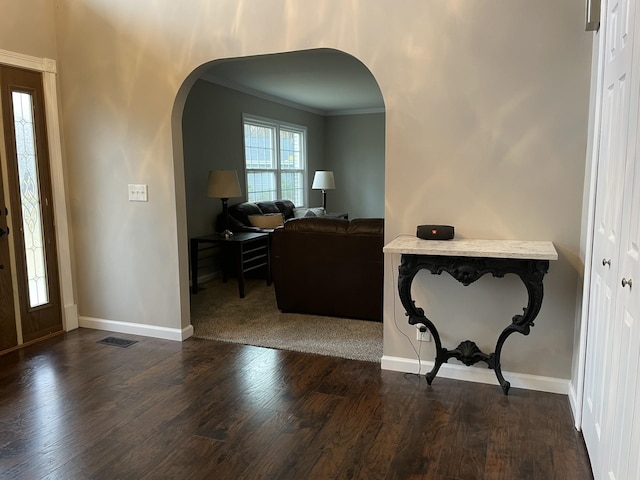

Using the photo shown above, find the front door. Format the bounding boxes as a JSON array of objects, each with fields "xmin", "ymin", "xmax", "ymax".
[
  {"xmin": 0, "ymin": 65, "xmax": 62, "ymax": 347},
  {"xmin": 0, "ymin": 157, "xmax": 17, "ymax": 351}
]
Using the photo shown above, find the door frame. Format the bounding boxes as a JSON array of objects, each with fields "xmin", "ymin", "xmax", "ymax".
[
  {"xmin": 571, "ymin": 5, "xmax": 608, "ymax": 430},
  {"xmin": 0, "ymin": 48, "xmax": 77, "ymax": 334}
]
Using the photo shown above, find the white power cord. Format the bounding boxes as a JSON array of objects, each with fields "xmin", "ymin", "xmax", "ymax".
[{"xmin": 390, "ymin": 248, "xmax": 424, "ymax": 378}]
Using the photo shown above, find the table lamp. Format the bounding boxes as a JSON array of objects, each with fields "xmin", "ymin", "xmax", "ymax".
[
  {"xmin": 312, "ymin": 170, "xmax": 335, "ymax": 212},
  {"xmin": 208, "ymin": 170, "xmax": 242, "ymax": 238}
]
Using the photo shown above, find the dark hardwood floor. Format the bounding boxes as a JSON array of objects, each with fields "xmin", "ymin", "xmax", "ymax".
[{"xmin": 0, "ymin": 328, "xmax": 592, "ymax": 479}]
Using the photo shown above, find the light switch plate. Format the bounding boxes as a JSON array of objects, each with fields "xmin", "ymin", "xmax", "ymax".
[{"xmin": 128, "ymin": 184, "xmax": 148, "ymax": 202}]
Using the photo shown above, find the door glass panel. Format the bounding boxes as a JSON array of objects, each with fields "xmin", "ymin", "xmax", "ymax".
[{"xmin": 12, "ymin": 91, "xmax": 49, "ymax": 308}]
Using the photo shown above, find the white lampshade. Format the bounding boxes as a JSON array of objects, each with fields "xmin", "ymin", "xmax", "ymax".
[
  {"xmin": 207, "ymin": 170, "xmax": 242, "ymax": 198},
  {"xmin": 312, "ymin": 171, "xmax": 335, "ymax": 190}
]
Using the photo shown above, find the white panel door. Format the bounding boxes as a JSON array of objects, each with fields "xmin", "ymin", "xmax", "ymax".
[
  {"xmin": 601, "ymin": 2, "xmax": 640, "ymax": 474},
  {"xmin": 582, "ymin": 0, "xmax": 636, "ymax": 475},
  {"xmin": 622, "ymin": 136, "xmax": 640, "ymax": 479}
]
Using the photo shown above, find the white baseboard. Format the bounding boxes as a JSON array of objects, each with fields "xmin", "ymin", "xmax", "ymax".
[
  {"xmin": 381, "ymin": 355, "xmax": 569, "ymax": 395},
  {"xmin": 79, "ymin": 316, "xmax": 193, "ymax": 341}
]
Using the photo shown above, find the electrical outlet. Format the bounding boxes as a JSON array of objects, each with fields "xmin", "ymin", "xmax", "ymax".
[{"xmin": 416, "ymin": 329, "xmax": 431, "ymax": 342}]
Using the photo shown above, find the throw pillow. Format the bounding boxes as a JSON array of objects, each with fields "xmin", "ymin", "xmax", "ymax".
[
  {"xmin": 293, "ymin": 207, "xmax": 308, "ymax": 218},
  {"xmin": 248, "ymin": 213, "xmax": 284, "ymax": 229},
  {"xmin": 293, "ymin": 207, "xmax": 326, "ymax": 218}
]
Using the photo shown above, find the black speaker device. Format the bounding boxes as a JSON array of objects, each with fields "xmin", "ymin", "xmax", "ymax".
[{"xmin": 417, "ymin": 225, "xmax": 454, "ymax": 240}]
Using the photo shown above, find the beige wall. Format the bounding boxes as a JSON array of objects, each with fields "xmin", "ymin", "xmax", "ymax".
[
  {"xmin": 48, "ymin": 1, "xmax": 591, "ymax": 378},
  {"xmin": 0, "ymin": 0, "xmax": 58, "ymax": 59}
]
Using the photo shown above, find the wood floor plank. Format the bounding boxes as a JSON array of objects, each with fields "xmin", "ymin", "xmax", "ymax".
[
  {"xmin": 334, "ymin": 419, "xmax": 401, "ymax": 479},
  {"xmin": 41, "ymin": 437, "xmax": 133, "ymax": 480},
  {"xmin": 385, "ymin": 387, "xmax": 454, "ymax": 479},
  {"xmin": 235, "ymin": 411, "xmax": 322, "ymax": 480},
  {"xmin": 0, "ymin": 329, "xmax": 593, "ymax": 479}
]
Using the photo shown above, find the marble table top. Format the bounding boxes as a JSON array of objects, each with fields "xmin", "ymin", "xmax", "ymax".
[{"xmin": 383, "ymin": 235, "xmax": 558, "ymax": 260}]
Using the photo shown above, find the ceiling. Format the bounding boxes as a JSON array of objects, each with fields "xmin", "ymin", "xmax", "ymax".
[{"xmin": 201, "ymin": 49, "xmax": 385, "ymax": 115}]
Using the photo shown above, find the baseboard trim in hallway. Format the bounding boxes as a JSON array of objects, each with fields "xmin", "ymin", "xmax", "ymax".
[
  {"xmin": 382, "ymin": 355, "xmax": 569, "ymax": 395},
  {"xmin": 78, "ymin": 316, "xmax": 193, "ymax": 341}
]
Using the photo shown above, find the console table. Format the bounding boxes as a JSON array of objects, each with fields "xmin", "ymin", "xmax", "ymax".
[
  {"xmin": 190, "ymin": 232, "xmax": 271, "ymax": 298},
  {"xmin": 383, "ymin": 236, "xmax": 558, "ymax": 394}
]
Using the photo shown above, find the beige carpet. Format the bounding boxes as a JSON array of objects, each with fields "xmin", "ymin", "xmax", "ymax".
[{"xmin": 190, "ymin": 277, "xmax": 383, "ymax": 362}]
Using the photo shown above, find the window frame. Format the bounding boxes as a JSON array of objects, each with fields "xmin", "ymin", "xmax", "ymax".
[{"xmin": 242, "ymin": 114, "xmax": 308, "ymax": 206}]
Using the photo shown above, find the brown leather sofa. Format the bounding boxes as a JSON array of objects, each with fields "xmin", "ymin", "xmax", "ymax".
[
  {"xmin": 271, "ymin": 217, "xmax": 384, "ymax": 322},
  {"xmin": 216, "ymin": 200, "xmax": 296, "ymax": 233}
]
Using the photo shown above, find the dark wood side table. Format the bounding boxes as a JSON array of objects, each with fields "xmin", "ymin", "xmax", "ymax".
[{"xmin": 190, "ymin": 232, "xmax": 271, "ymax": 298}]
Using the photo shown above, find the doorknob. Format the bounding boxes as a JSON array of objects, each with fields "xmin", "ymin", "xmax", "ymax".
[
  {"xmin": 602, "ymin": 258, "xmax": 611, "ymax": 267},
  {"xmin": 622, "ymin": 278, "xmax": 633, "ymax": 288}
]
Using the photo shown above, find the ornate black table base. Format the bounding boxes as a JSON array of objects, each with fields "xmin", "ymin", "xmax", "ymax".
[{"xmin": 398, "ymin": 254, "xmax": 550, "ymax": 395}]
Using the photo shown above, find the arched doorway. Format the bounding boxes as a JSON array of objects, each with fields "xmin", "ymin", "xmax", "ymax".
[{"xmin": 173, "ymin": 48, "xmax": 385, "ymax": 359}]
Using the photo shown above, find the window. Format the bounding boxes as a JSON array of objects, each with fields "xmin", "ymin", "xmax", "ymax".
[
  {"xmin": 243, "ymin": 115, "xmax": 307, "ymax": 206},
  {"xmin": 12, "ymin": 91, "xmax": 50, "ymax": 308}
]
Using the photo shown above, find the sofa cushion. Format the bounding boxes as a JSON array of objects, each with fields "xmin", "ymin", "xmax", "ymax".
[
  {"xmin": 228, "ymin": 202, "xmax": 263, "ymax": 227},
  {"xmin": 274, "ymin": 200, "xmax": 296, "ymax": 220},
  {"xmin": 225, "ymin": 200, "xmax": 294, "ymax": 230},
  {"xmin": 283, "ymin": 217, "xmax": 383, "ymax": 235},
  {"xmin": 248, "ymin": 213, "xmax": 284, "ymax": 229},
  {"xmin": 283, "ymin": 217, "xmax": 349, "ymax": 233},
  {"xmin": 255, "ymin": 201, "xmax": 280, "ymax": 215},
  {"xmin": 347, "ymin": 218, "xmax": 384, "ymax": 235}
]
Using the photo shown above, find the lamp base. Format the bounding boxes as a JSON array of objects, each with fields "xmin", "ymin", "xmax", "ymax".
[{"xmin": 220, "ymin": 198, "xmax": 234, "ymax": 239}]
